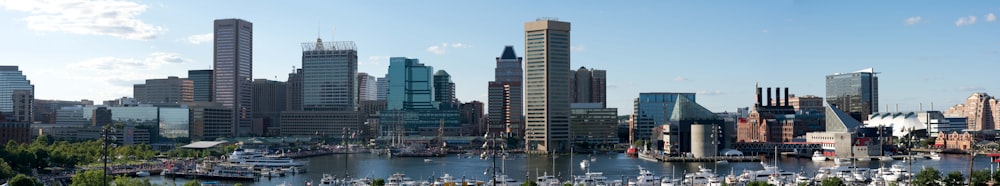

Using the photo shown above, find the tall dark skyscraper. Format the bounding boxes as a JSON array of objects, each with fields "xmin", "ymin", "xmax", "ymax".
[
  {"xmin": 213, "ymin": 18, "xmax": 253, "ymax": 136},
  {"xmin": 488, "ymin": 46, "xmax": 524, "ymax": 139},
  {"xmin": 433, "ymin": 70, "xmax": 456, "ymax": 106},
  {"xmin": 252, "ymin": 79, "xmax": 286, "ymax": 136},
  {"xmin": 301, "ymin": 38, "xmax": 358, "ymax": 111},
  {"xmin": 188, "ymin": 70, "xmax": 213, "ymax": 102},
  {"xmin": 570, "ymin": 67, "xmax": 607, "ymax": 107},
  {"xmin": 826, "ymin": 68, "xmax": 878, "ymax": 122},
  {"xmin": 524, "ymin": 18, "xmax": 571, "ymax": 153},
  {"xmin": 286, "ymin": 69, "xmax": 303, "ymax": 111},
  {"xmin": 357, "ymin": 72, "xmax": 378, "ymax": 101},
  {"xmin": 376, "ymin": 76, "xmax": 388, "ymax": 101}
]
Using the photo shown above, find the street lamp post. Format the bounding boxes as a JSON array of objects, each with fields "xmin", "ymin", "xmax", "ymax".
[{"xmin": 102, "ymin": 125, "xmax": 116, "ymax": 186}]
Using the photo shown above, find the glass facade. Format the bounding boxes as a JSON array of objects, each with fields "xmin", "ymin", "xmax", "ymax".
[
  {"xmin": 0, "ymin": 66, "xmax": 33, "ymax": 113},
  {"xmin": 633, "ymin": 93, "xmax": 697, "ymax": 141},
  {"xmin": 213, "ymin": 19, "xmax": 253, "ymax": 136},
  {"xmin": 188, "ymin": 70, "xmax": 213, "ymax": 102},
  {"xmin": 82, "ymin": 105, "xmax": 190, "ymax": 143},
  {"xmin": 433, "ymin": 70, "xmax": 455, "ymax": 104},
  {"xmin": 386, "ymin": 57, "xmax": 436, "ymax": 110},
  {"xmin": 379, "ymin": 110, "xmax": 462, "ymax": 136},
  {"xmin": 302, "ymin": 40, "xmax": 358, "ymax": 111},
  {"xmin": 825, "ymin": 70, "xmax": 878, "ymax": 122}
]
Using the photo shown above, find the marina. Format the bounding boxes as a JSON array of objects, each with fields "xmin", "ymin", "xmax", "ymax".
[{"xmin": 141, "ymin": 152, "xmax": 1000, "ymax": 186}]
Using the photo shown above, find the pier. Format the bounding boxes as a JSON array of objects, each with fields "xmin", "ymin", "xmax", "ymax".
[
  {"xmin": 162, "ymin": 171, "xmax": 259, "ymax": 181},
  {"xmin": 650, "ymin": 154, "xmax": 762, "ymax": 162}
]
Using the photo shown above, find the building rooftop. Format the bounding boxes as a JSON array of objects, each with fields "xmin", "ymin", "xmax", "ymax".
[
  {"xmin": 669, "ymin": 96, "xmax": 721, "ymax": 121},
  {"xmin": 826, "ymin": 105, "xmax": 862, "ymax": 132},
  {"xmin": 499, "ymin": 46, "xmax": 518, "ymax": 59}
]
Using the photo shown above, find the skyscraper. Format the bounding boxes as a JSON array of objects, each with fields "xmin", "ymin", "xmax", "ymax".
[
  {"xmin": 188, "ymin": 70, "xmax": 213, "ymax": 102},
  {"xmin": 386, "ymin": 57, "xmax": 436, "ymax": 110},
  {"xmin": 301, "ymin": 38, "xmax": 358, "ymax": 111},
  {"xmin": 524, "ymin": 19, "xmax": 571, "ymax": 153},
  {"xmin": 376, "ymin": 77, "xmax": 388, "ymax": 101},
  {"xmin": 0, "ymin": 66, "xmax": 34, "ymax": 120},
  {"xmin": 825, "ymin": 68, "xmax": 878, "ymax": 122},
  {"xmin": 433, "ymin": 70, "xmax": 456, "ymax": 106},
  {"xmin": 252, "ymin": 79, "xmax": 286, "ymax": 136},
  {"xmin": 286, "ymin": 69, "xmax": 303, "ymax": 111},
  {"xmin": 570, "ymin": 66, "xmax": 607, "ymax": 106},
  {"xmin": 357, "ymin": 73, "xmax": 378, "ymax": 101},
  {"xmin": 133, "ymin": 76, "xmax": 193, "ymax": 104},
  {"xmin": 213, "ymin": 18, "xmax": 253, "ymax": 136},
  {"xmin": 488, "ymin": 46, "xmax": 524, "ymax": 139}
]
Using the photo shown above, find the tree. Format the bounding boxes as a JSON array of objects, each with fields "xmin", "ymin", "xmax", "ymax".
[
  {"xmin": 234, "ymin": 184, "xmax": 244, "ymax": 186},
  {"xmin": 113, "ymin": 176, "xmax": 152, "ymax": 186},
  {"xmin": 373, "ymin": 178, "xmax": 385, "ymax": 186},
  {"xmin": 71, "ymin": 169, "xmax": 107, "ymax": 186},
  {"xmin": 8, "ymin": 174, "xmax": 36, "ymax": 186},
  {"xmin": 562, "ymin": 183, "xmax": 573, "ymax": 186},
  {"xmin": 914, "ymin": 167, "xmax": 942, "ymax": 186},
  {"xmin": 182, "ymin": 180, "xmax": 200, "ymax": 186},
  {"xmin": 942, "ymin": 171, "xmax": 965, "ymax": 186},
  {"xmin": 0, "ymin": 158, "xmax": 14, "ymax": 180},
  {"xmin": 522, "ymin": 180, "xmax": 538, "ymax": 186},
  {"xmin": 970, "ymin": 170, "xmax": 991, "ymax": 186},
  {"xmin": 747, "ymin": 181, "xmax": 773, "ymax": 186},
  {"xmin": 821, "ymin": 177, "xmax": 844, "ymax": 186}
]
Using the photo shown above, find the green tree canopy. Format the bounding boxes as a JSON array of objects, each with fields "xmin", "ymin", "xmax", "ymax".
[
  {"xmin": 183, "ymin": 180, "xmax": 201, "ymax": 186},
  {"xmin": 747, "ymin": 181, "xmax": 774, "ymax": 186},
  {"xmin": 821, "ymin": 177, "xmax": 844, "ymax": 186},
  {"xmin": 942, "ymin": 171, "xmax": 965, "ymax": 186},
  {"xmin": 914, "ymin": 167, "xmax": 943, "ymax": 186},
  {"xmin": 522, "ymin": 180, "xmax": 538, "ymax": 186},
  {"xmin": 971, "ymin": 170, "xmax": 992, "ymax": 186},
  {"xmin": 0, "ymin": 158, "xmax": 14, "ymax": 180},
  {"xmin": 8, "ymin": 174, "xmax": 36, "ymax": 186},
  {"xmin": 373, "ymin": 178, "xmax": 386, "ymax": 186},
  {"xmin": 71, "ymin": 169, "xmax": 108, "ymax": 186}
]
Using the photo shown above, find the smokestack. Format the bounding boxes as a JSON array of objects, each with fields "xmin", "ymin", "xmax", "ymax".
[
  {"xmin": 784, "ymin": 87, "xmax": 789, "ymax": 107},
  {"xmin": 774, "ymin": 87, "xmax": 781, "ymax": 107},
  {"xmin": 766, "ymin": 87, "xmax": 772, "ymax": 106},
  {"xmin": 756, "ymin": 87, "xmax": 763, "ymax": 107}
]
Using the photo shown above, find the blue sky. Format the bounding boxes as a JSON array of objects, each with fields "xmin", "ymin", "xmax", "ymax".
[{"xmin": 1, "ymin": 0, "xmax": 998, "ymax": 115}]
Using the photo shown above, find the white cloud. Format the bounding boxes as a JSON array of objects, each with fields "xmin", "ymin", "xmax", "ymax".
[
  {"xmin": 696, "ymin": 90, "xmax": 725, "ymax": 96},
  {"xmin": 0, "ymin": 0, "xmax": 165, "ymax": 40},
  {"xmin": 904, "ymin": 16, "xmax": 923, "ymax": 25},
  {"xmin": 570, "ymin": 45, "xmax": 586, "ymax": 52},
  {"xmin": 955, "ymin": 16, "xmax": 978, "ymax": 27},
  {"xmin": 425, "ymin": 43, "xmax": 469, "ymax": 55},
  {"xmin": 987, "ymin": 13, "xmax": 997, "ymax": 22},
  {"xmin": 69, "ymin": 52, "xmax": 189, "ymax": 86},
  {"xmin": 186, "ymin": 33, "xmax": 212, "ymax": 44},
  {"xmin": 761, "ymin": 29, "xmax": 769, "ymax": 33},
  {"xmin": 672, "ymin": 76, "xmax": 688, "ymax": 82}
]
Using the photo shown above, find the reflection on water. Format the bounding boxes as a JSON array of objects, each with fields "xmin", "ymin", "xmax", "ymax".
[{"xmin": 150, "ymin": 153, "xmax": 998, "ymax": 186}]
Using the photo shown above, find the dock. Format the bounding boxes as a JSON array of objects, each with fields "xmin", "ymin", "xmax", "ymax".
[
  {"xmin": 648, "ymin": 154, "xmax": 762, "ymax": 162},
  {"xmin": 163, "ymin": 171, "xmax": 258, "ymax": 181}
]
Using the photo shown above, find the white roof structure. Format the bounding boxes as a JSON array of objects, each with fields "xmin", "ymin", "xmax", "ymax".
[
  {"xmin": 180, "ymin": 141, "xmax": 227, "ymax": 149},
  {"xmin": 866, "ymin": 112, "xmax": 927, "ymax": 137}
]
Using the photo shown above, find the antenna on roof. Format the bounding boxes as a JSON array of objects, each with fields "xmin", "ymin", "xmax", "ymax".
[
  {"xmin": 317, "ymin": 22, "xmax": 320, "ymax": 40},
  {"xmin": 331, "ymin": 26, "xmax": 336, "ymax": 43}
]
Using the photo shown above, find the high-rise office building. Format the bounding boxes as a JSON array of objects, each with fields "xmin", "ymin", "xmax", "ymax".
[
  {"xmin": 133, "ymin": 76, "xmax": 194, "ymax": 104},
  {"xmin": 945, "ymin": 93, "xmax": 1000, "ymax": 131},
  {"xmin": 0, "ymin": 66, "xmax": 34, "ymax": 118},
  {"xmin": 11, "ymin": 90, "xmax": 32, "ymax": 122},
  {"xmin": 286, "ymin": 69, "xmax": 303, "ymax": 111},
  {"xmin": 187, "ymin": 102, "xmax": 233, "ymax": 141},
  {"xmin": 386, "ymin": 57, "xmax": 436, "ymax": 110},
  {"xmin": 252, "ymin": 79, "xmax": 286, "ymax": 136},
  {"xmin": 213, "ymin": 18, "xmax": 253, "ymax": 136},
  {"xmin": 488, "ymin": 46, "xmax": 525, "ymax": 139},
  {"xmin": 188, "ymin": 70, "xmax": 213, "ymax": 102},
  {"xmin": 524, "ymin": 19, "xmax": 571, "ymax": 153},
  {"xmin": 433, "ymin": 70, "xmax": 456, "ymax": 106},
  {"xmin": 301, "ymin": 38, "xmax": 358, "ymax": 111},
  {"xmin": 376, "ymin": 77, "xmax": 388, "ymax": 101},
  {"xmin": 570, "ymin": 66, "xmax": 607, "ymax": 106},
  {"xmin": 826, "ymin": 68, "xmax": 878, "ymax": 122},
  {"xmin": 358, "ymin": 73, "xmax": 378, "ymax": 101}
]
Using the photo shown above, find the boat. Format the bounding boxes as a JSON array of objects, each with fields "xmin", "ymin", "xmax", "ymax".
[
  {"xmin": 228, "ymin": 148, "xmax": 306, "ymax": 168},
  {"xmin": 573, "ymin": 171, "xmax": 610, "ymax": 186},
  {"xmin": 736, "ymin": 162, "xmax": 796, "ymax": 183},
  {"xmin": 135, "ymin": 170, "xmax": 150, "ymax": 177},
  {"xmin": 386, "ymin": 173, "xmax": 418, "ymax": 186},
  {"xmin": 855, "ymin": 157, "xmax": 871, "ymax": 161},
  {"xmin": 536, "ymin": 172, "xmax": 561, "ymax": 186},
  {"xmin": 488, "ymin": 174, "xmax": 522, "ymax": 186},
  {"xmin": 320, "ymin": 174, "xmax": 335, "ymax": 186},
  {"xmin": 682, "ymin": 166, "xmax": 722, "ymax": 186},
  {"xmin": 424, "ymin": 159, "xmax": 433, "ymax": 163},
  {"xmin": 879, "ymin": 156, "xmax": 894, "ymax": 161},
  {"xmin": 715, "ymin": 160, "xmax": 728, "ymax": 164},
  {"xmin": 199, "ymin": 181, "xmax": 223, "ymax": 186},
  {"xmin": 660, "ymin": 178, "xmax": 681, "ymax": 186},
  {"xmin": 580, "ymin": 160, "xmax": 590, "ymax": 169},
  {"xmin": 433, "ymin": 173, "xmax": 456, "ymax": 186},
  {"xmin": 813, "ymin": 160, "xmax": 871, "ymax": 182},
  {"xmin": 929, "ymin": 152, "xmax": 942, "ymax": 160},
  {"xmin": 631, "ymin": 167, "xmax": 660, "ymax": 186},
  {"xmin": 811, "ymin": 151, "xmax": 827, "ymax": 162}
]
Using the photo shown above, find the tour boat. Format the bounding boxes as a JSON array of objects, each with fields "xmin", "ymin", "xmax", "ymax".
[
  {"xmin": 929, "ymin": 152, "xmax": 942, "ymax": 160},
  {"xmin": 630, "ymin": 167, "xmax": 660, "ymax": 186},
  {"xmin": 228, "ymin": 148, "xmax": 306, "ymax": 168},
  {"xmin": 135, "ymin": 170, "xmax": 150, "ymax": 177}
]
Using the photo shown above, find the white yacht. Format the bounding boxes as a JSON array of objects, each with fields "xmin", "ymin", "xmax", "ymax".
[
  {"xmin": 135, "ymin": 170, "xmax": 150, "ymax": 177},
  {"xmin": 535, "ymin": 173, "xmax": 561, "ymax": 186},
  {"xmin": 630, "ymin": 167, "xmax": 660, "ymax": 186},
  {"xmin": 813, "ymin": 160, "xmax": 871, "ymax": 182},
  {"xmin": 879, "ymin": 156, "xmax": 894, "ymax": 161},
  {"xmin": 433, "ymin": 173, "xmax": 456, "ymax": 186},
  {"xmin": 682, "ymin": 166, "xmax": 722, "ymax": 186},
  {"xmin": 580, "ymin": 160, "xmax": 590, "ymax": 169},
  {"xmin": 660, "ymin": 178, "xmax": 681, "ymax": 186},
  {"xmin": 320, "ymin": 174, "xmax": 335, "ymax": 186},
  {"xmin": 929, "ymin": 152, "xmax": 942, "ymax": 160},
  {"xmin": 228, "ymin": 148, "xmax": 306, "ymax": 168},
  {"xmin": 574, "ymin": 171, "xmax": 610, "ymax": 186},
  {"xmin": 737, "ymin": 162, "xmax": 796, "ymax": 183},
  {"xmin": 811, "ymin": 151, "xmax": 827, "ymax": 162},
  {"xmin": 387, "ymin": 173, "xmax": 418, "ymax": 186}
]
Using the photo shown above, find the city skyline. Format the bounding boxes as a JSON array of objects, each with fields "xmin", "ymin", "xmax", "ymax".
[{"xmin": 2, "ymin": 1, "xmax": 999, "ymax": 115}]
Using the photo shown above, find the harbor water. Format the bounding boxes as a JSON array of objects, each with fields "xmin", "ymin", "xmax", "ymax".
[{"xmin": 149, "ymin": 153, "xmax": 999, "ymax": 186}]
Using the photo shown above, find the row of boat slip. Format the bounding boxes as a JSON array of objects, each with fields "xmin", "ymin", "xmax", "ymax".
[
  {"xmin": 810, "ymin": 151, "xmax": 943, "ymax": 162},
  {"xmin": 304, "ymin": 161, "xmax": 919, "ymax": 186}
]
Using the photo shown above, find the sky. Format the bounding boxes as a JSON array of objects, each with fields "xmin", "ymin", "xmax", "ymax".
[{"xmin": 1, "ymin": 0, "xmax": 998, "ymax": 115}]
